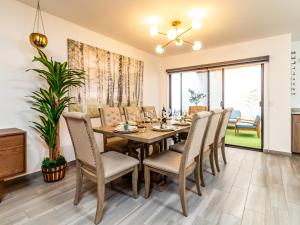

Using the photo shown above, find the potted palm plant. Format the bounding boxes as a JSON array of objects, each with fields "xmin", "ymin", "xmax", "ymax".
[{"xmin": 29, "ymin": 49, "xmax": 84, "ymax": 182}]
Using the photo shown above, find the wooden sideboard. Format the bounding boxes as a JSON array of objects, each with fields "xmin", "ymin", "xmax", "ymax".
[
  {"xmin": 292, "ymin": 115, "xmax": 300, "ymax": 153},
  {"xmin": 0, "ymin": 128, "xmax": 26, "ymax": 202}
]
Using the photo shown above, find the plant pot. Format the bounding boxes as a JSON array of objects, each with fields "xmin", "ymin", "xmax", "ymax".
[{"xmin": 42, "ymin": 163, "xmax": 67, "ymax": 182}]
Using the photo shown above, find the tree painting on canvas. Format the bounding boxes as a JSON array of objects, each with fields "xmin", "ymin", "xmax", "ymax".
[{"xmin": 67, "ymin": 39, "xmax": 144, "ymax": 117}]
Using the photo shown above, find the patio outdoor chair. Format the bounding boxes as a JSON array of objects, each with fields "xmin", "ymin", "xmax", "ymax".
[
  {"xmin": 228, "ymin": 110, "xmax": 241, "ymax": 126},
  {"xmin": 235, "ymin": 115, "xmax": 261, "ymax": 138}
]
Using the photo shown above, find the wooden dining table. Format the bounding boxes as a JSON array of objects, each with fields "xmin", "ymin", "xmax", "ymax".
[
  {"xmin": 94, "ymin": 121, "xmax": 190, "ymax": 144},
  {"xmin": 93, "ymin": 121, "xmax": 191, "ymax": 164}
]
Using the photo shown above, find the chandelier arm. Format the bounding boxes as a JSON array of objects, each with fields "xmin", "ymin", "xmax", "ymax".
[
  {"xmin": 177, "ymin": 27, "xmax": 192, "ymax": 38},
  {"xmin": 182, "ymin": 39, "xmax": 193, "ymax": 45},
  {"xmin": 158, "ymin": 32, "xmax": 167, "ymax": 36},
  {"xmin": 162, "ymin": 40, "xmax": 174, "ymax": 49}
]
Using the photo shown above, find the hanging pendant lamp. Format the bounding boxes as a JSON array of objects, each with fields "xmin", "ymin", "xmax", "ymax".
[{"xmin": 29, "ymin": 1, "xmax": 48, "ymax": 48}]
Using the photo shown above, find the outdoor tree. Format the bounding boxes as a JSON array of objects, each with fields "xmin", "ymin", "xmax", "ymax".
[
  {"xmin": 188, "ymin": 89, "xmax": 206, "ymax": 106},
  {"xmin": 246, "ymin": 89, "xmax": 259, "ymax": 118}
]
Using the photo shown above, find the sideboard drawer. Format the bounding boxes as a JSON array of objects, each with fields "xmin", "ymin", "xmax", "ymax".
[
  {"xmin": 0, "ymin": 134, "xmax": 24, "ymax": 150},
  {"xmin": 0, "ymin": 146, "xmax": 25, "ymax": 178},
  {"xmin": 0, "ymin": 129, "xmax": 26, "ymax": 180}
]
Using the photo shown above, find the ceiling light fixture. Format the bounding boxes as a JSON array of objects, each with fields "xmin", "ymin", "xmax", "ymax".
[{"xmin": 150, "ymin": 19, "xmax": 202, "ymax": 54}]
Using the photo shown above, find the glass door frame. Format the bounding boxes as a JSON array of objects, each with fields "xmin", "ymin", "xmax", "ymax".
[
  {"xmin": 168, "ymin": 63, "xmax": 265, "ymax": 151},
  {"xmin": 169, "ymin": 70, "xmax": 209, "ymax": 115}
]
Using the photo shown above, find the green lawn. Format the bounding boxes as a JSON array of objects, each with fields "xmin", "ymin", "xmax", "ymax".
[{"xmin": 225, "ymin": 127, "xmax": 261, "ymax": 149}]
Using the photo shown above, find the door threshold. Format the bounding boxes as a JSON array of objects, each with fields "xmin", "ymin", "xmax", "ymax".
[{"xmin": 225, "ymin": 144, "xmax": 263, "ymax": 152}]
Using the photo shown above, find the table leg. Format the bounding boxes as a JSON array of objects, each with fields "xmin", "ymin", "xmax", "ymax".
[
  {"xmin": 163, "ymin": 138, "xmax": 168, "ymax": 150},
  {"xmin": 0, "ymin": 180, "xmax": 4, "ymax": 203},
  {"xmin": 159, "ymin": 141, "xmax": 163, "ymax": 152}
]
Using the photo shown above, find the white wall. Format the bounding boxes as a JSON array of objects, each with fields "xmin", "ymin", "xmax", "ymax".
[
  {"xmin": 292, "ymin": 41, "xmax": 300, "ymax": 108},
  {"xmin": 0, "ymin": 0, "xmax": 293, "ymax": 176},
  {"xmin": 0, "ymin": 0, "xmax": 161, "ymax": 174},
  {"xmin": 161, "ymin": 34, "xmax": 292, "ymax": 153}
]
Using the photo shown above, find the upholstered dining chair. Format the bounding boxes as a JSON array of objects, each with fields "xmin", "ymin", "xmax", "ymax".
[
  {"xmin": 169, "ymin": 109, "xmax": 223, "ymax": 186},
  {"xmin": 99, "ymin": 107, "xmax": 129, "ymax": 153},
  {"xmin": 142, "ymin": 106, "xmax": 158, "ymax": 119},
  {"xmin": 214, "ymin": 108, "xmax": 233, "ymax": 172},
  {"xmin": 188, "ymin": 105, "xmax": 208, "ymax": 115},
  {"xmin": 124, "ymin": 106, "xmax": 143, "ymax": 122},
  {"xmin": 63, "ymin": 112, "xmax": 139, "ymax": 224},
  {"xmin": 143, "ymin": 111, "xmax": 212, "ymax": 216}
]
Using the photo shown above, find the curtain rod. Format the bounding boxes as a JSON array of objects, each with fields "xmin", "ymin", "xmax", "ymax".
[{"xmin": 166, "ymin": 55, "xmax": 269, "ymax": 74}]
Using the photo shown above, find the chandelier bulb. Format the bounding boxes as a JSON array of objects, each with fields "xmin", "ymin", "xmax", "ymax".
[
  {"xmin": 155, "ymin": 45, "xmax": 164, "ymax": 54},
  {"xmin": 192, "ymin": 41, "xmax": 202, "ymax": 51},
  {"xmin": 192, "ymin": 19, "xmax": 202, "ymax": 30},
  {"xmin": 167, "ymin": 28, "xmax": 177, "ymax": 41},
  {"xmin": 149, "ymin": 26, "xmax": 159, "ymax": 37}
]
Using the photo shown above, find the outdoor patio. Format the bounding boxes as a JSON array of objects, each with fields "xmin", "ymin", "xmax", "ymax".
[{"xmin": 225, "ymin": 127, "xmax": 261, "ymax": 149}]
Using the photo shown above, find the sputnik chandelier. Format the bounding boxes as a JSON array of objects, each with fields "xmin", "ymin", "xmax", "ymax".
[{"xmin": 149, "ymin": 18, "xmax": 202, "ymax": 54}]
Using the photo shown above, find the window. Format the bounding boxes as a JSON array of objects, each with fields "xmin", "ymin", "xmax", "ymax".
[{"xmin": 170, "ymin": 71, "xmax": 208, "ymax": 114}]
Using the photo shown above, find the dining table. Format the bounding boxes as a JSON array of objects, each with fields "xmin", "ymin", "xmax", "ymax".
[{"xmin": 93, "ymin": 121, "xmax": 190, "ymax": 153}]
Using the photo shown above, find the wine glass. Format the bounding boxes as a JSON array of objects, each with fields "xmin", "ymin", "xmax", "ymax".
[
  {"xmin": 168, "ymin": 108, "xmax": 172, "ymax": 119},
  {"xmin": 148, "ymin": 111, "xmax": 153, "ymax": 125}
]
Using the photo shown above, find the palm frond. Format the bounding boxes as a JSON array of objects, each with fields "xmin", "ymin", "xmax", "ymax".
[{"xmin": 28, "ymin": 49, "xmax": 85, "ymax": 159}]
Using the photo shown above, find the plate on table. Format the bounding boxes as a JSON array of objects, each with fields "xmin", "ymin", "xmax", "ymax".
[
  {"xmin": 118, "ymin": 121, "xmax": 137, "ymax": 126},
  {"xmin": 114, "ymin": 125, "xmax": 138, "ymax": 134},
  {"xmin": 143, "ymin": 118, "xmax": 159, "ymax": 123},
  {"xmin": 172, "ymin": 121, "xmax": 191, "ymax": 126},
  {"xmin": 152, "ymin": 125, "xmax": 176, "ymax": 132}
]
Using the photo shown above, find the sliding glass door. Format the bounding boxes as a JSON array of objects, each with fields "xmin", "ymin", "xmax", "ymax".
[
  {"xmin": 209, "ymin": 69, "xmax": 223, "ymax": 110},
  {"xmin": 224, "ymin": 65, "xmax": 262, "ymax": 149},
  {"xmin": 169, "ymin": 63, "xmax": 264, "ymax": 150},
  {"xmin": 170, "ymin": 71, "xmax": 208, "ymax": 114}
]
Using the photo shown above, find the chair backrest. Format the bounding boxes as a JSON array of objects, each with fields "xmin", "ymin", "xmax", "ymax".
[
  {"xmin": 254, "ymin": 115, "xmax": 261, "ymax": 125},
  {"xmin": 124, "ymin": 106, "xmax": 142, "ymax": 121},
  {"xmin": 142, "ymin": 106, "xmax": 158, "ymax": 119},
  {"xmin": 205, "ymin": 109, "xmax": 223, "ymax": 147},
  {"xmin": 188, "ymin": 105, "xmax": 208, "ymax": 115},
  {"xmin": 63, "ymin": 112, "xmax": 103, "ymax": 172},
  {"xmin": 99, "ymin": 107, "xmax": 123, "ymax": 126},
  {"xmin": 218, "ymin": 108, "xmax": 233, "ymax": 142},
  {"xmin": 181, "ymin": 111, "xmax": 212, "ymax": 169},
  {"xmin": 230, "ymin": 110, "xmax": 241, "ymax": 119}
]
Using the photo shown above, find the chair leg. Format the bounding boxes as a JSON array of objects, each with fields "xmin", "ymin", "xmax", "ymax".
[
  {"xmin": 132, "ymin": 166, "xmax": 138, "ymax": 198},
  {"xmin": 213, "ymin": 145, "xmax": 220, "ymax": 173},
  {"xmin": 200, "ymin": 155, "xmax": 205, "ymax": 187},
  {"xmin": 94, "ymin": 182, "xmax": 105, "ymax": 224},
  {"xmin": 209, "ymin": 146, "xmax": 217, "ymax": 175},
  {"xmin": 179, "ymin": 174, "xmax": 188, "ymax": 216},
  {"xmin": 257, "ymin": 127, "xmax": 260, "ymax": 138},
  {"xmin": 144, "ymin": 166, "xmax": 151, "ymax": 198},
  {"xmin": 221, "ymin": 139, "xmax": 227, "ymax": 164},
  {"xmin": 194, "ymin": 161, "xmax": 202, "ymax": 196},
  {"xmin": 74, "ymin": 162, "xmax": 83, "ymax": 205}
]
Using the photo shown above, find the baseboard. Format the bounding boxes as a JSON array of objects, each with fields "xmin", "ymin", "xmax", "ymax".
[
  {"xmin": 263, "ymin": 149, "xmax": 292, "ymax": 157},
  {"xmin": 4, "ymin": 160, "xmax": 76, "ymax": 184}
]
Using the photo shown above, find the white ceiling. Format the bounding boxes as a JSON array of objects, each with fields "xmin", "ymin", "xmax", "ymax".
[{"xmin": 18, "ymin": 0, "xmax": 300, "ymax": 56}]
